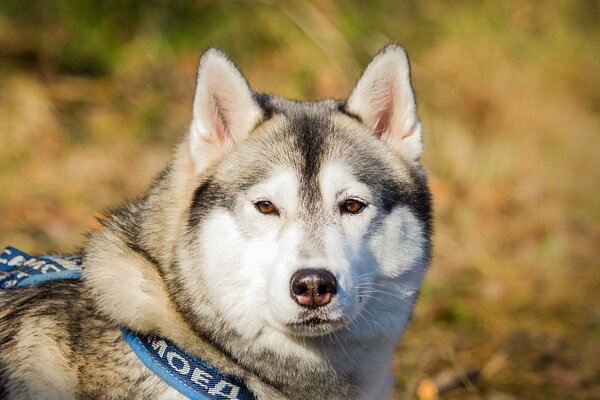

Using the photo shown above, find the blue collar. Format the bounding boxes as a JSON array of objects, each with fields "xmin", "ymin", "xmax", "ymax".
[
  {"xmin": 0, "ymin": 246, "xmax": 82, "ymax": 288},
  {"xmin": 1, "ymin": 246, "xmax": 255, "ymax": 400},
  {"xmin": 121, "ymin": 328, "xmax": 254, "ymax": 400}
]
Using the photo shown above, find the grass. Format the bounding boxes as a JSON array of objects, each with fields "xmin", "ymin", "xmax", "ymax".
[{"xmin": 0, "ymin": 1, "xmax": 598, "ymax": 398}]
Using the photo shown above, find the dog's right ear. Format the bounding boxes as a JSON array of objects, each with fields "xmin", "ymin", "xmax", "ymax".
[{"xmin": 188, "ymin": 49, "xmax": 263, "ymax": 174}]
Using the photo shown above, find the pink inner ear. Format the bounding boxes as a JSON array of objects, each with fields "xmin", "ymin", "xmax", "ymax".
[
  {"xmin": 373, "ymin": 103, "xmax": 393, "ymax": 140},
  {"xmin": 209, "ymin": 94, "xmax": 234, "ymax": 145}
]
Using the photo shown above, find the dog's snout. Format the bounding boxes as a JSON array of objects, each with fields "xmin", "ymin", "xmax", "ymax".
[{"xmin": 290, "ymin": 269, "xmax": 337, "ymax": 309}]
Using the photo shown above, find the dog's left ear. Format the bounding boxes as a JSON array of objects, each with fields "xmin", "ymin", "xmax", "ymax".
[
  {"xmin": 188, "ymin": 48, "xmax": 263, "ymax": 173},
  {"xmin": 346, "ymin": 44, "xmax": 423, "ymax": 161}
]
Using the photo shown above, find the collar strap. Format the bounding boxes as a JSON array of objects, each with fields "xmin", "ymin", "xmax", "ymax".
[
  {"xmin": 0, "ymin": 246, "xmax": 82, "ymax": 288},
  {"xmin": 122, "ymin": 328, "xmax": 255, "ymax": 400},
  {"xmin": 1, "ymin": 247, "xmax": 255, "ymax": 400}
]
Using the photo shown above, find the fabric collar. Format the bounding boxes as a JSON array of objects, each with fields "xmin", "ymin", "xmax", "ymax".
[
  {"xmin": 0, "ymin": 246, "xmax": 255, "ymax": 400},
  {"xmin": 0, "ymin": 246, "xmax": 82, "ymax": 288},
  {"xmin": 121, "ymin": 328, "xmax": 254, "ymax": 400}
]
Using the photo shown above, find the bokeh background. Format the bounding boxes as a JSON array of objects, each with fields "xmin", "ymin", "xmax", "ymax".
[{"xmin": 0, "ymin": 1, "xmax": 598, "ymax": 399}]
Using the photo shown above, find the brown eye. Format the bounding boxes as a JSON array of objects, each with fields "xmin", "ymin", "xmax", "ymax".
[
  {"xmin": 341, "ymin": 199, "xmax": 366, "ymax": 214},
  {"xmin": 255, "ymin": 201, "xmax": 278, "ymax": 215}
]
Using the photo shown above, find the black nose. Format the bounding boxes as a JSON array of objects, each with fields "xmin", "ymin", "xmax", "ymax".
[{"xmin": 290, "ymin": 269, "xmax": 337, "ymax": 309}]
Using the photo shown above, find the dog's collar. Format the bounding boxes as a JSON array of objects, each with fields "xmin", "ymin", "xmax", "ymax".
[
  {"xmin": 0, "ymin": 246, "xmax": 82, "ymax": 288},
  {"xmin": 121, "ymin": 328, "xmax": 254, "ymax": 400},
  {"xmin": 1, "ymin": 247, "xmax": 256, "ymax": 400}
]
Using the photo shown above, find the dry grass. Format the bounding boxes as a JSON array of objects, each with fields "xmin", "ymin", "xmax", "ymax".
[{"xmin": 0, "ymin": 1, "xmax": 598, "ymax": 398}]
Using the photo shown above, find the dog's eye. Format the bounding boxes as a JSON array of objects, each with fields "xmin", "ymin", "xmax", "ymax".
[
  {"xmin": 255, "ymin": 200, "xmax": 278, "ymax": 215},
  {"xmin": 341, "ymin": 199, "xmax": 366, "ymax": 215}
]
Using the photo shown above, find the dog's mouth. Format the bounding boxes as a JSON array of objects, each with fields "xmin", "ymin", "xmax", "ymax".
[
  {"xmin": 285, "ymin": 315, "xmax": 350, "ymax": 336},
  {"xmin": 289, "ymin": 316, "xmax": 340, "ymax": 327}
]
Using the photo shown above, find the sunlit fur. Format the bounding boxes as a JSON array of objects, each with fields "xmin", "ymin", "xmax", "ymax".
[{"xmin": 0, "ymin": 45, "xmax": 431, "ymax": 399}]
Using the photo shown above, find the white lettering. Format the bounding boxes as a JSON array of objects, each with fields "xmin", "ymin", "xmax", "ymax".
[
  {"xmin": 7, "ymin": 255, "xmax": 25, "ymax": 267},
  {"xmin": 150, "ymin": 338, "xmax": 168, "ymax": 357},
  {"xmin": 167, "ymin": 351, "xmax": 190, "ymax": 375},
  {"xmin": 40, "ymin": 263, "xmax": 61, "ymax": 273},
  {"xmin": 191, "ymin": 368, "xmax": 212, "ymax": 389},
  {"xmin": 23, "ymin": 259, "xmax": 45, "ymax": 269},
  {"xmin": 208, "ymin": 380, "xmax": 240, "ymax": 399}
]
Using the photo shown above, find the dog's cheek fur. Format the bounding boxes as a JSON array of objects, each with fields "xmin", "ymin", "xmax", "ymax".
[
  {"xmin": 362, "ymin": 206, "xmax": 429, "ymax": 336},
  {"xmin": 180, "ymin": 209, "xmax": 267, "ymax": 339},
  {"xmin": 182, "ymin": 166, "xmax": 310, "ymax": 339},
  {"xmin": 369, "ymin": 205, "xmax": 429, "ymax": 279}
]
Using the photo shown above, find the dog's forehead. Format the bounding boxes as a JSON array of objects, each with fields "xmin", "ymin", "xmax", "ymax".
[{"xmin": 216, "ymin": 98, "xmax": 415, "ymax": 195}]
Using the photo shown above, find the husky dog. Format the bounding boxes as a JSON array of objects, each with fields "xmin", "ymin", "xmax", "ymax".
[{"xmin": 0, "ymin": 44, "xmax": 431, "ymax": 399}]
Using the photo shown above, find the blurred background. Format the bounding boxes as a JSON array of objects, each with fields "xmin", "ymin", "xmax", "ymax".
[{"xmin": 0, "ymin": 1, "xmax": 598, "ymax": 398}]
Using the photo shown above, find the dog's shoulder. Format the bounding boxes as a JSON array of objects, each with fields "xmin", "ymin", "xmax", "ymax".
[
  {"xmin": 0, "ymin": 280, "xmax": 88, "ymax": 398},
  {"xmin": 0, "ymin": 280, "xmax": 178, "ymax": 399}
]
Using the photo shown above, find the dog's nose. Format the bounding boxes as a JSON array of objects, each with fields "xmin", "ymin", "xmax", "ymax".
[{"xmin": 290, "ymin": 269, "xmax": 337, "ymax": 309}]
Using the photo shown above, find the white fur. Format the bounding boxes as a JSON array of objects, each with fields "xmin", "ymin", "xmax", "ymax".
[{"xmin": 369, "ymin": 206, "xmax": 429, "ymax": 279}]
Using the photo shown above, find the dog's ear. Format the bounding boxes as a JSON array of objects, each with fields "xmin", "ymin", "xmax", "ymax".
[
  {"xmin": 188, "ymin": 48, "xmax": 263, "ymax": 173},
  {"xmin": 346, "ymin": 44, "xmax": 423, "ymax": 161}
]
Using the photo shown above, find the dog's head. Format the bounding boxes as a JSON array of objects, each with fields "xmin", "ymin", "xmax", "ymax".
[{"xmin": 176, "ymin": 46, "xmax": 431, "ymax": 342}]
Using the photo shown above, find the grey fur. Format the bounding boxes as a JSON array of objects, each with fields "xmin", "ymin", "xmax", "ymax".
[{"xmin": 0, "ymin": 45, "xmax": 431, "ymax": 399}]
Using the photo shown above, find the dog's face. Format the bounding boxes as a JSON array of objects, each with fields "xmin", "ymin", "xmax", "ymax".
[{"xmin": 177, "ymin": 46, "xmax": 431, "ymax": 342}]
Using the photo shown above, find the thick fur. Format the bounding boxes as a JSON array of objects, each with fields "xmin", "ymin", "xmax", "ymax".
[{"xmin": 0, "ymin": 45, "xmax": 431, "ymax": 399}]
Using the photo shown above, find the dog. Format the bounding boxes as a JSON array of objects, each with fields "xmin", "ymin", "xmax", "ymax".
[{"xmin": 0, "ymin": 44, "xmax": 431, "ymax": 399}]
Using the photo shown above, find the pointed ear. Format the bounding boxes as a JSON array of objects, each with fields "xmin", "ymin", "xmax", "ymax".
[
  {"xmin": 188, "ymin": 48, "xmax": 263, "ymax": 173},
  {"xmin": 346, "ymin": 45, "xmax": 423, "ymax": 161}
]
